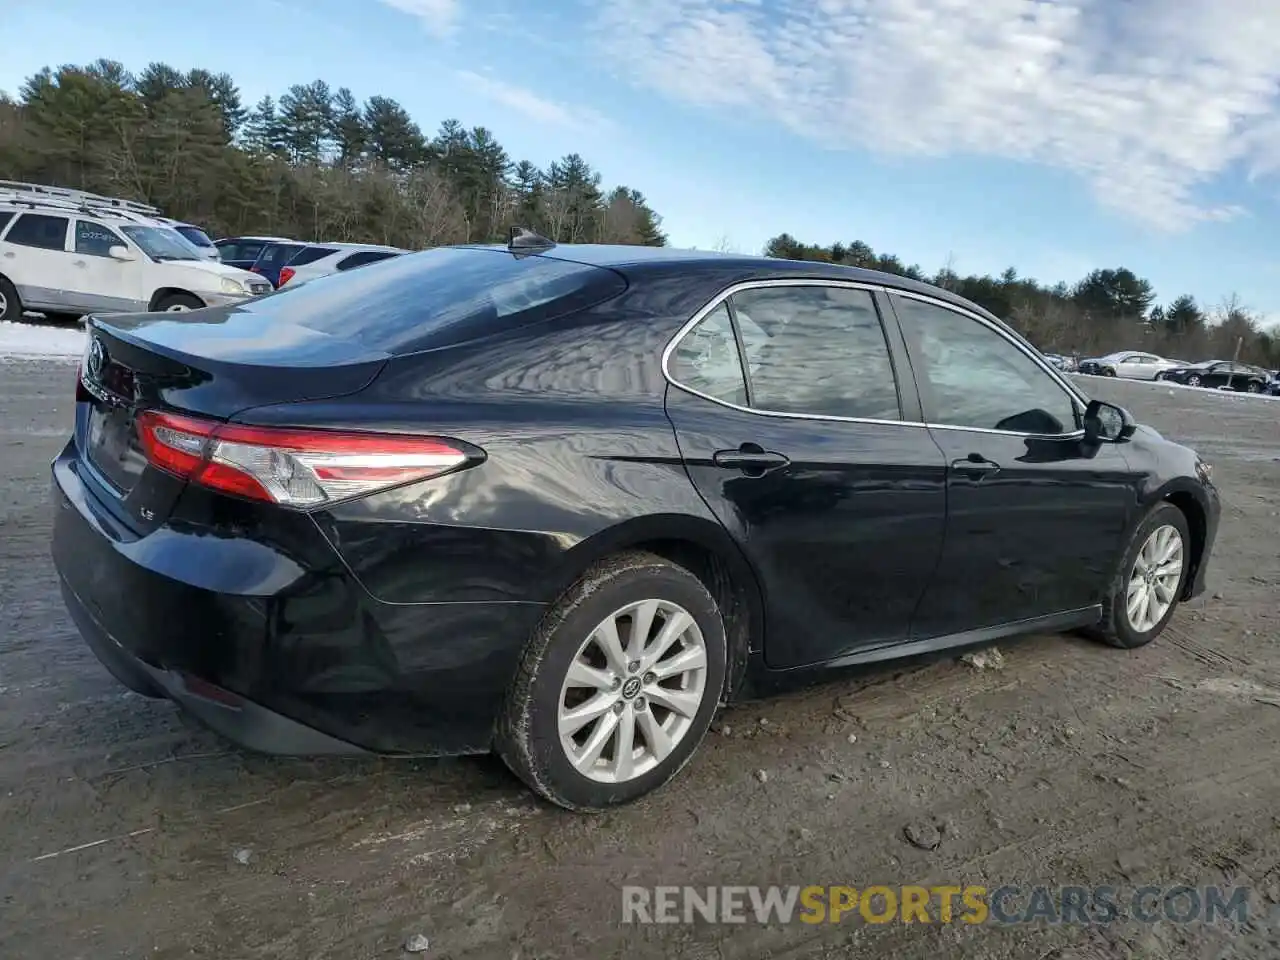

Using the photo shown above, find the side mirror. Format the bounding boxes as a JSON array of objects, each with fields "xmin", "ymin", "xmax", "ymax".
[
  {"xmin": 1083, "ymin": 399, "xmax": 1136, "ymax": 443},
  {"xmin": 108, "ymin": 245, "xmax": 137, "ymax": 262}
]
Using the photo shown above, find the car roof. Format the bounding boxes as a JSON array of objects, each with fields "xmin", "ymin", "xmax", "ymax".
[
  {"xmin": 218, "ymin": 235, "xmax": 294, "ymax": 243},
  {"xmin": 460, "ymin": 243, "xmax": 1004, "ymax": 323},
  {"xmin": 306, "ymin": 242, "xmax": 405, "ymax": 252}
]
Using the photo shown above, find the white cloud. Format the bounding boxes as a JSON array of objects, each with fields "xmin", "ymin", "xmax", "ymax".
[
  {"xmin": 456, "ymin": 70, "xmax": 613, "ymax": 132},
  {"xmin": 588, "ymin": 0, "xmax": 1280, "ymax": 230},
  {"xmin": 379, "ymin": 0, "xmax": 459, "ymax": 36}
]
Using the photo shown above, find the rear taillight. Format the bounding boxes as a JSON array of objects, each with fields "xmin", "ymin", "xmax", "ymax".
[
  {"xmin": 278, "ymin": 266, "xmax": 296, "ymax": 286},
  {"xmin": 135, "ymin": 411, "xmax": 478, "ymax": 507},
  {"xmin": 249, "ymin": 265, "xmax": 261, "ymax": 274}
]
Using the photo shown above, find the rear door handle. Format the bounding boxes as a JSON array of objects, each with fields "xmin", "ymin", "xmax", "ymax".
[
  {"xmin": 950, "ymin": 454, "xmax": 1000, "ymax": 476},
  {"xmin": 713, "ymin": 444, "xmax": 790, "ymax": 472}
]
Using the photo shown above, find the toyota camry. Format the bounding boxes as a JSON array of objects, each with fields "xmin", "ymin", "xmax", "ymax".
[{"xmin": 52, "ymin": 231, "xmax": 1220, "ymax": 810}]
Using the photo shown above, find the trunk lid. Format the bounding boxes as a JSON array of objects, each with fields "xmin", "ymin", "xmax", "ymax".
[{"xmin": 75, "ymin": 309, "xmax": 390, "ymax": 530}]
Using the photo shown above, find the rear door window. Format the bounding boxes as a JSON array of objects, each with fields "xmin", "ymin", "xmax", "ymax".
[
  {"xmin": 727, "ymin": 284, "xmax": 902, "ymax": 420},
  {"xmin": 337, "ymin": 250, "xmax": 400, "ymax": 271},
  {"xmin": 289, "ymin": 246, "xmax": 338, "ymax": 266},
  {"xmin": 5, "ymin": 213, "xmax": 70, "ymax": 251}
]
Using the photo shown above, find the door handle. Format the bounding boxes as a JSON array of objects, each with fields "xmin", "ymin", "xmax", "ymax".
[
  {"xmin": 950, "ymin": 453, "xmax": 1000, "ymax": 476},
  {"xmin": 713, "ymin": 444, "xmax": 790, "ymax": 472}
]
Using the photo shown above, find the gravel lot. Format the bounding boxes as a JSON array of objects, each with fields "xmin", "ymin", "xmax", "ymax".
[{"xmin": 2, "ymin": 356, "xmax": 1279, "ymax": 959}]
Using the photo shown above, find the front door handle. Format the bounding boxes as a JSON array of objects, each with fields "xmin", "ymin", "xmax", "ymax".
[
  {"xmin": 713, "ymin": 444, "xmax": 790, "ymax": 473},
  {"xmin": 950, "ymin": 453, "xmax": 1000, "ymax": 477}
]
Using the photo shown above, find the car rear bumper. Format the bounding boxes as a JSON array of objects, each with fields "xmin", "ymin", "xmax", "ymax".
[{"xmin": 51, "ymin": 441, "xmax": 544, "ymax": 757}]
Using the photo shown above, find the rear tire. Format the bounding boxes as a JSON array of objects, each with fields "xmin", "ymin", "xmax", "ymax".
[
  {"xmin": 1089, "ymin": 503, "xmax": 1191, "ymax": 649},
  {"xmin": 495, "ymin": 551, "xmax": 727, "ymax": 811},
  {"xmin": 153, "ymin": 292, "xmax": 204, "ymax": 312},
  {"xmin": 0, "ymin": 275, "xmax": 22, "ymax": 323}
]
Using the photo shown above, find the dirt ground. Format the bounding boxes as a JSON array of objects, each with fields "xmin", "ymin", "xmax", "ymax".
[{"xmin": 2, "ymin": 356, "xmax": 1279, "ymax": 960}]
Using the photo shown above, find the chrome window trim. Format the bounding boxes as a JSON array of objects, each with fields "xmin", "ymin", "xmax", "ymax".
[{"xmin": 662, "ymin": 278, "xmax": 1088, "ymax": 440}]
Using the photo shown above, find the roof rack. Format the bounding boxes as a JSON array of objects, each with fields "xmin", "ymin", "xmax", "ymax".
[
  {"xmin": 0, "ymin": 180, "xmax": 162, "ymax": 217},
  {"xmin": 0, "ymin": 189, "xmax": 162, "ymax": 224}
]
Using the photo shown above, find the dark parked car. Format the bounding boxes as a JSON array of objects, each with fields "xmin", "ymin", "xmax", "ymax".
[
  {"xmin": 214, "ymin": 235, "xmax": 295, "ymax": 271},
  {"xmin": 52, "ymin": 236, "xmax": 1220, "ymax": 810},
  {"xmin": 1156, "ymin": 360, "xmax": 1270, "ymax": 393}
]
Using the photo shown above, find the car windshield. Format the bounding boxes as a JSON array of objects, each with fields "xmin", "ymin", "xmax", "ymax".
[
  {"xmin": 120, "ymin": 226, "xmax": 200, "ymax": 262},
  {"xmin": 175, "ymin": 225, "xmax": 216, "ymax": 249}
]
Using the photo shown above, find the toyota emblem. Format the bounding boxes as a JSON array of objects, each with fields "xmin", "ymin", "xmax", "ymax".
[{"xmin": 87, "ymin": 336, "xmax": 106, "ymax": 379}]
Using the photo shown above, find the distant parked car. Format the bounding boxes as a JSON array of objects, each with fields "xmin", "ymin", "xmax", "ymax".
[
  {"xmin": 277, "ymin": 242, "xmax": 406, "ymax": 288},
  {"xmin": 1078, "ymin": 351, "xmax": 1180, "ymax": 380},
  {"xmin": 215, "ymin": 235, "xmax": 294, "ymax": 271},
  {"xmin": 153, "ymin": 218, "xmax": 219, "ymax": 261},
  {"xmin": 0, "ymin": 200, "xmax": 270, "ymax": 322},
  {"xmin": 1158, "ymin": 361, "xmax": 1271, "ymax": 393}
]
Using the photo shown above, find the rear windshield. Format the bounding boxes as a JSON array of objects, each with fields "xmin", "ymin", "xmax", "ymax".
[
  {"xmin": 288, "ymin": 246, "xmax": 337, "ymax": 266},
  {"xmin": 251, "ymin": 246, "xmax": 628, "ymax": 353},
  {"xmin": 257, "ymin": 242, "xmax": 303, "ymax": 266}
]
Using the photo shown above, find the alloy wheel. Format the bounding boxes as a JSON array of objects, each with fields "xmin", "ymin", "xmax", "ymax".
[
  {"xmin": 165, "ymin": 304, "xmax": 192, "ymax": 313},
  {"xmin": 1188, "ymin": 375, "xmax": 1201, "ymax": 387},
  {"xmin": 557, "ymin": 598, "xmax": 708, "ymax": 783},
  {"xmin": 1126, "ymin": 524, "xmax": 1183, "ymax": 633},
  {"xmin": 0, "ymin": 290, "xmax": 8, "ymax": 316}
]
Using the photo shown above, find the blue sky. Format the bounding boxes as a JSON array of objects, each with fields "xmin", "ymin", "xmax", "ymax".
[{"xmin": 6, "ymin": 0, "xmax": 1280, "ymax": 321}]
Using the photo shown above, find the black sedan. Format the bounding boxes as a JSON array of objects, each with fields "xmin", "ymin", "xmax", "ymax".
[
  {"xmin": 1157, "ymin": 360, "xmax": 1271, "ymax": 393},
  {"xmin": 52, "ymin": 234, "xmax": 1220, "ymax": 810}
]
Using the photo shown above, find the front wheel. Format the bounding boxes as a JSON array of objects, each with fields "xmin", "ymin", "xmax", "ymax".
[
  {"xmin": 0, "ymin": 275, "xmax": 22, "ymax": 324},
  {"xmin": 153, "ymin": 292, "xmax": 204, "ymax": 312},
  {"xmin": 495, "ymin": 551, "xmax": 727, "ymax": 810},
  {"xmin": 1187, "ymin": 374, "xmax": 1202, "ymax": 387},
  {"xmin": 1102, "ymin": 367, "xmax": 1117, "ymax": 377},
  {"xmin": 1090, "ymin": 503, "xmax": 1191, "ymax": 649}
]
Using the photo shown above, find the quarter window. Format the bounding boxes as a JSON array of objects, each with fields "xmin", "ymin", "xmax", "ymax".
[
  {"xmin": 5, "ymin": 213, "xmax": 69, "ymax": 251},
  {"xmin": 729, "ymin": 285, "xmax": 901, "ymax": 420},
  {"xmin": 668, "ymin": 303, "xmax": 747, "ymax": 406},
  {"xmin": 893, "ymin": 295, "xmax": 1079, "ymax": 435},
  {"xmin": 75, "ymin": 220, "xmax": 124, "ymax": 258}
]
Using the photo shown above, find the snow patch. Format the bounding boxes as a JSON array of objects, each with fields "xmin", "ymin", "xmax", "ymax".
[{"xmin": 0, "ymin": 321, "xmax": 85, "ymax": 361}]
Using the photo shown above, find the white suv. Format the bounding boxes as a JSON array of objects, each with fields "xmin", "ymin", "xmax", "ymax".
[{"xmin": 0, "ymin": 204, "xmax": 271, "ymax": 323}]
